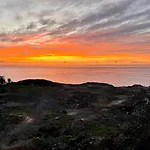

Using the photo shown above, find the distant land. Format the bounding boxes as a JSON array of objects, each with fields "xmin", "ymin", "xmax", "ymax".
[{"xmin": 0, "ymin": 79, "xmax": 150, "ymax": 150}]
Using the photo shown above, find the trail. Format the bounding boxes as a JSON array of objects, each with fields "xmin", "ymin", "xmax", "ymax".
[{"xmin": 0, "ymin": 90, "xmax": 61, "ymax": 149}]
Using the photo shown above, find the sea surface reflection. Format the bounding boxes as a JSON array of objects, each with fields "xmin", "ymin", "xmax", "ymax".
[{"xmin": 1, "ymin": 66, "xmax": 150, "ymax": 86}]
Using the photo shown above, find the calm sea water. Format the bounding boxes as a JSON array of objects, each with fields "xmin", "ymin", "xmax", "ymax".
[{"xmin": 1, "ymin": 66, "xmax": 150, "ymax": 86}]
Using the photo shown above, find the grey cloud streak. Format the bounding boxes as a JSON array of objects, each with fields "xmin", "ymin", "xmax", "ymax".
[{"xmin": 0, "ymin": 0, "xmax": 150, "ymax": 46}]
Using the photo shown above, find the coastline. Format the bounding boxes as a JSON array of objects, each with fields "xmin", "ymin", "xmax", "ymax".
[{"xmin": 0, "ymin": 79, "xmax": 150, "ymax": 150}]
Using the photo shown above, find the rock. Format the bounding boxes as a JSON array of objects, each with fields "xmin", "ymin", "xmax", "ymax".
[
  {"xmin": 89, "ymin": 141, "xmax": 93, "ymax": 144},
  {"xmin": 55, "ymin": 117, "xmax": 60, "ymax": 120},
  {"xmin": 80, "ymin": 118, "xmax": 85, "ymax": 121},
  {"xmin": 62, "ymin": 110, "xmax": 67, "ymax": 114}
]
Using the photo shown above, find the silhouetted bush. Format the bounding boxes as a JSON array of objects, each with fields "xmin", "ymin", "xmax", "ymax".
[
  {"xmin": 0, "ymin": 76, "xmax": 6, "ymax": 85},
  {"xmin": 16, "ymin": 79, "xmax": 61, "ymax": 87}
]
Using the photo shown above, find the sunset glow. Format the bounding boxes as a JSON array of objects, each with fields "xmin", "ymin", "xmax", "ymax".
[{"xmin": 0, "ymin": 0, "xmax": 150, "ymax": 66}]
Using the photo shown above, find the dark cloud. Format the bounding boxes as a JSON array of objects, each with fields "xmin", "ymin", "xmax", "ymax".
[
  {"xmin": 39, "ymin": 18, "xmax": 56, "ymax": 26},
  {"xmin": 15, "ymin": 15, "xmax": 23, "ymax": 22},
  {"xmin": 45, "ymin": 19, "xmax": 80, "ymax": 36},
  {"xmin": 0, "ymin": 37, "xmax": 10, "ymax": 42},
  {"xmin": 88, "ymin": 9, "xmax": 150, "ymax": 32},
  {"xmin": 80, "ymin": 0, "xmax": 134, "ymax": 26},
  {"xmin": 0, "ymin": 0, "xmax": 150, "ymax": 47},
  {"xmin": 0, "ymin": 36, "xmax": 24, "ymax": 43},
  {"xmin": 27, "ymin": 22, "xmax": 36, "ymax": 30},
  {"xmin": 12, "ymin": 38, "xmax": 24, "ymax": 43},
  {"xmin": 40, "ymin": 0, "xmax": 150, "ymax": 40},
  {"xmin": 92, "ymin": 22, "xmax": 150, "ymax": 39}
]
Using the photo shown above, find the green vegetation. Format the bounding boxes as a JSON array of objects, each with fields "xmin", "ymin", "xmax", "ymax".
[
  {"xmin": 7, "ymin": 107, "xmax": 33, "ymax": 115},
  {"xmin": 88, "ymin": 124, "xmax": 120, "ymax": 137},
  {"xmin": 0, "ymin": 113, "xmax": 23, "ymax": 131},
  {"xmin": 1, "ymin": 78, "xmax": 150, "ymax": 149}
]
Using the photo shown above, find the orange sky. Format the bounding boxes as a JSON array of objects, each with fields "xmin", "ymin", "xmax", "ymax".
[
  {"xmin": 1, "ymin": 40, "xmax": 150, "ymax": 66},
  {"xmin": 0, "ymin": 0, "xmax": 150, "ymax": 66}
]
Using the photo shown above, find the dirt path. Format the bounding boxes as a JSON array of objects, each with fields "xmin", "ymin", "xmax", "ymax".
[{"xmin": 0, "ymin": 91, "xmax": 60, "ymax": 149}]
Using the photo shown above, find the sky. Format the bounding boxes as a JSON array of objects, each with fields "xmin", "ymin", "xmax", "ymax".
[{"xmin": 0, "ymin": 0, "xmax": 150, "ymax": 66}]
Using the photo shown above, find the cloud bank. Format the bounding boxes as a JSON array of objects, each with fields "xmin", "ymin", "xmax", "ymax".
[{"xmin": 0, "ymin": 0, "xmax": 150, "ymax": 59}]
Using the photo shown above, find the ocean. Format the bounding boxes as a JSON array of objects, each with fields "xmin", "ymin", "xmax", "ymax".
[{"xmin": 1, "ymin": 66, "xmax": 150, "ymax": 86}]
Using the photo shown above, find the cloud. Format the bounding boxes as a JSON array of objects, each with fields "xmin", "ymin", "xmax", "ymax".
[
  {"xmin": 39, "ymin": 19, "xmax": 56, "ymax": 26},
  {"xmin": 26, "ymin": 22, "xmax": 36, "ymax": 30},
  {"xmin": 14, "ymin": 15, "xmax": 23, "ymax": 22},
  {"xmin": 0, "ymin": 34, "xmax": 24, "ymax": 43},
  {"xmin": 80, "ymin": 0, "xmax": 134, "ymax": 26},
  {"xmin": 0, "ymin": 0, "xmax": 149, "ymax": 54}
]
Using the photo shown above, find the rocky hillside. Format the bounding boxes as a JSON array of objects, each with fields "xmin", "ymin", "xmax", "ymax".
[{"xmin": 0, "ymin": 80, "xmax": 150, "ymax": 150}]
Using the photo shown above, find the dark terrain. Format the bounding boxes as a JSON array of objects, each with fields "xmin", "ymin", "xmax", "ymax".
[{"xmin": 0, "ymin": 79, "xmax": 150, "ymax": 150}]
